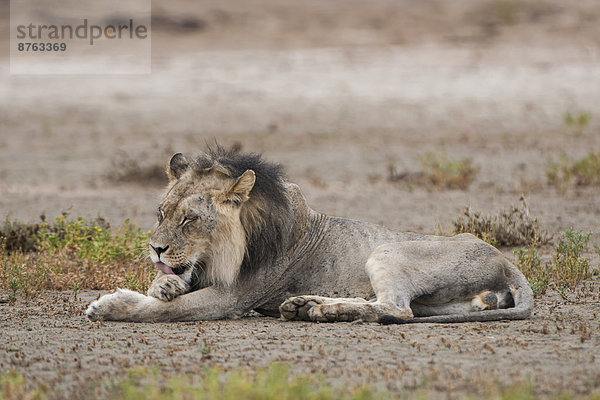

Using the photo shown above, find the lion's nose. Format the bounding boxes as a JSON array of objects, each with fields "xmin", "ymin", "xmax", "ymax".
[{"xmin": 151, "ymin": 245, "xmax": 169, "ymax": 258}]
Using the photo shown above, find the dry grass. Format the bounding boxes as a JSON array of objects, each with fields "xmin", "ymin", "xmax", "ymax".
[
  {"xmin": 452, "ymin": 196, "xmax": 551, "ymax": 246},
  {"xmin": 106, "ymin": 154, "xmax": 168, "ymax": 186},
  {"xmin": 0, "ymin": 215, "xmax": 154, "ymax": 300},
  {"xmin": 0, "ymin": 215, "xmax": 57, "ymax": 253},
  {"xmin": 546, "ymin": 151, "xmax": 600, "ymax": 187},
  {"xmin": 389, "ymin": 151, "xmax": 478, "ymax": 190}
]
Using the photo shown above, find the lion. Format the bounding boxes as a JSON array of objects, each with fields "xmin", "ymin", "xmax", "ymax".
[{"xmin": 86, "ymin": 146, "xmax": 533, "ymax": 323}]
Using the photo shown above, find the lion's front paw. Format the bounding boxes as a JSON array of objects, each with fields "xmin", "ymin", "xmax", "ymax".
[
  {"xmin": 147, "ymin": 275, "xmax": 190, "ymax": 302},
  {"xmin": 279, "ymin": 296, "xmax": 325, "ymax": 321},
  {"xmin": 85, "ymin": 289, "xmax": 148, "ymax": 321}
]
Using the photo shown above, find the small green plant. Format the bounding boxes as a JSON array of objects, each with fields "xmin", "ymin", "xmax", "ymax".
[
  {"xmin": 0, "ymin": 215, "xmax": 153, "ymax": 296},
  {"xmin": 513, "ymin": 238, "xmax": 548, "ymax": 296},
  {"xmin": 110, "ymin": 363, "xmax": 390, "ymax": 400},
  {"xmin": 552, "ymin": 229, "xmax": 592, "ymax": 290},
  {"xmin": 545, "ymin": 154, "xmax": 568, "ymax": 186},
  {"xmin": 564, "ymin": 111, "xmax": 591, "ymax": 135},
  {"xmin": 7, "ymin": 276, "xmax": 19, "ymax": 304},
  {"xmin": 452, "ymin": 197, "xmax": 550, "ymax": 246},
  {"xmin": 123, "ymin": 268, "xmax": 155, "ymax": 293},
  {"xmin": 0, "ymin": 369, "xmax": 48, "ymax": 400},
  {"xmin": 514, "ymin": 229, "xmax": 594, "ymax": 296},
  {"xmin": 390, "ymin": 151, "xmax": 479, "ymax": 190},
  {"xmin": 419, "ymin": 151, "xmax": 479, "ymax": 190},
  {"xmin": 37, "ymin": 215, "xmax": 148, "ymax": 263},
  {"xmin": 547, "ymin": 152, "xmax": 600, "ymax": 186}
]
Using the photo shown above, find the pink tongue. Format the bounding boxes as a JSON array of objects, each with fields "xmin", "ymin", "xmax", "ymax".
[{"xmin": 156, "ymin": 262, "xmax": 174, "ymax": 275}]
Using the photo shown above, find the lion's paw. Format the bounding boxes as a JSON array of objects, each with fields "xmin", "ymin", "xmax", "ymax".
[
  {"xmin": 147, "ymin": 275, "xmax": 190, "ymax": 302},
  {"xmin": 307, "ymin": 302, "xmax": 413, "ymax": 323},
  {"xmin": 279, "ymin": 296, "xmax": 326, "ymax": 321},
  {"xmin": 307, "ymin": 303, "xmax": 359, "ymax": 322},
  {"xmin": 85, "ymin": 289, "xmax": 148, "ymax": 321}
]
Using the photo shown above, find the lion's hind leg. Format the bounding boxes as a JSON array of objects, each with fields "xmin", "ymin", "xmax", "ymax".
[{"xmin": 279, "ymin": 295, "xmax": 412, "ymax": 323}]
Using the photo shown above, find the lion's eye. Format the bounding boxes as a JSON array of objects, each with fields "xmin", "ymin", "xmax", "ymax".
[
  {"xmin": 157, "ymin": 208, "xmax": 165, "ymax": 223},
  {"xmin": 180, "ymin": 216, "xmax": 197, "ymax": 226}
]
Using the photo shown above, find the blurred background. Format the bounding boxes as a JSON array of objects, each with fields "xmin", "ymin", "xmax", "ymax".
[{"xmin": 1, "ymin": 0, "xmax": 599, "ymax": 242}]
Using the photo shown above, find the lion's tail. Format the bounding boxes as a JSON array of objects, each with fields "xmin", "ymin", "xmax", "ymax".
[{"xmin": 379, "ymin": 259, "xmax": 534, "ymax": 325}]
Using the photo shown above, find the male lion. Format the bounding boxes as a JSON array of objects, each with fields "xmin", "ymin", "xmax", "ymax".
[{"xmin": 86, "ymin": 146, "xmax": 533, "ymax": 323}]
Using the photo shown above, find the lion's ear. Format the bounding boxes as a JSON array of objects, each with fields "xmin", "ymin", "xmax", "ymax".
[
  {"xmin": 225, "ymin": 170, "xmax": 255, "ymax": 204},
  {"xmin": 167, "ymin": 153, "xmax": 189, "ymax": 182}
]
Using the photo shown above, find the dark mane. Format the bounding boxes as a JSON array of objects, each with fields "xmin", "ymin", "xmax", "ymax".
[{"xmin": 194, "ymin": 145, "xmax": 293, "ymax": 276}]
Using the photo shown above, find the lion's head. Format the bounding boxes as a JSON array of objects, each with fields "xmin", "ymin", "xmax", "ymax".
[{"xmin": 148, "ymin": 146, "xmax": 292, "ymax": 289}]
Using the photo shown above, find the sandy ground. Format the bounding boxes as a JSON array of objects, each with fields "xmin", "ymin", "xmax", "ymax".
[
  {"xmin": 1, "ymin": 0, "xmax": 600, "ymax": 397},
  {"xmin": 1, "ymin": 288, "xmax": 599, "ymax": 398}
]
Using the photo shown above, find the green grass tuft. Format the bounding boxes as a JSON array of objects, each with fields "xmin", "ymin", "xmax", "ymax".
[
  {"xmin": 546, "ymin": 152, "xmax": 600, "ymax": 187},
  {"xmin": 552, "ymin": 229, "xmax": 592, "ymax": 290},
  {"xmin": 513, "ymin": 229, "xmax": 594, "ymax": 296},
  {"xmin": 513, "ymin": 238, "xmax": 548, "ymax": 296},
  {"xmin": 389, "ymin": 151, "xmax": 478, "ymax": 191},
  {"xmin": 418, "ymin": 151, "xmax": 479, "ymax": 190},
  {"xmin": 0, "ymin": 215, "xmax": 154, "ymax": 297},
  {"xmin": 564, "ymin": 111, "xmax": 591, "ymax": 135},
  {"xmin": 36, "ymin": 215, "xmax": 148, "ymax": 263},
  {"xmin": 108, "ymin": 363, "xmax": 392, "ymax": 400}
]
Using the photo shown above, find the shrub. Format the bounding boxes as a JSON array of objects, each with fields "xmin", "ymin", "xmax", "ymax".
[
  {"xmin": 564, "ymin": 111, "xmax": 591, "ymax": 135},
  {"xmin": 513, "ymin": 238, "xmax": 548, "ymax": 296},
  {"xmin": 452, "ymin": 197, "xmax": 551, "ymax": 246},
  {"xmin": 546, "ymin": 152, "xmax": 600, "ymax": 186},
  {"xmin": 37, "ymin": 215, "xmax": 146, "ymax": 263},
  {"xmin": 513, "ymin": 229, "xmax": 593, "ymax": 296},
  {"xmin": 0, "ymin": 215, "xmax": 154, "ymax": 297},
  {"xmin": 389, "ymin": 151, "xmax": 478, "ymax": 190},
  {"xmin": 552, "ymin": 229, "xmax": 592, "ymax": 290},
  {"xmin": 0, "ymin": 216, "xmax": 44, "ymax": 253},
  {"xmin": 418, "ymin": 151, "xmax": 478, "ymax": 190},
  {"xmin": 106, "ymin": 154, "xmax": 167, "ymax": 186}
]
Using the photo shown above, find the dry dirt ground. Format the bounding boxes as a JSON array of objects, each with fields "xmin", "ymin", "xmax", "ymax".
[
  {"xmin": 1, "ymin": 0, "xmax": 600, "ymax": 398},
  {"xmin": 0, "ymin": 287, "xmax": 599, "ymax": 399}
]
